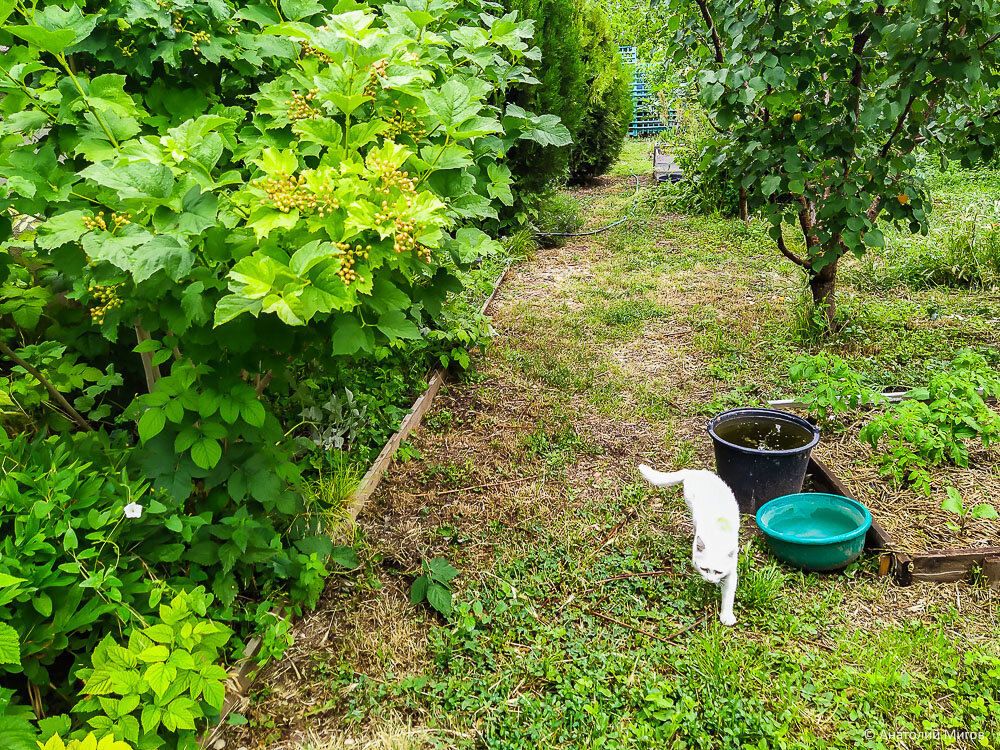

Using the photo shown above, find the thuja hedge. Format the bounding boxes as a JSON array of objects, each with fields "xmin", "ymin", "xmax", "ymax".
[{"xmin": 0, "ymin": 0, "xmax": 570, "ymax": 746}]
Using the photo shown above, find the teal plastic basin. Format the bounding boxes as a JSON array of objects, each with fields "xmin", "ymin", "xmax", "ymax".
[{"xmin": 755, "ymin": 493, "xmax": 872, "ymax": 571}]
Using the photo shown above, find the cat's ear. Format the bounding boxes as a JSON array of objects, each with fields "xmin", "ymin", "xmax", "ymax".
[{"xmin": 695, "ymin": 536, "xmax": 705, "ymax": 552}]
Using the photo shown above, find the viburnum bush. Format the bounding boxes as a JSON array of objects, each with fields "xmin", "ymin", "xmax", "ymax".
[{"xmin": 0, "ymin": 0, "xmax": 569, "ymax": 743}]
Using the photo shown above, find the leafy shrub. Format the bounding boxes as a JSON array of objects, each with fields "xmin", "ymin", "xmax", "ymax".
[
  {"xmin": 72, "ymin": 590, "xmax": 230, "ymax": 747},
  {"xmin": 790, "ymin": 349, "xmax": 1000, "ymax": 497},
  {"xmin": 0, "ymin": 432, "xmax": 161, "ymax": 688},
  {"xmin": 567, "ymin": 0, "xmax": 632, "ymax": 183},
  {"xmin": 788, "ymin": 353, "xmax": 883, "ymax": 426},
  {"xmin": 0, "ymin": 686, "xmax": 39, "ymax": 750},
  {"xmin": 0, "ymin": 0, "xmax": 557, "ymax": 601},
  {"xmin": 410, "ymin": 558, "xmax": 460, "ymax": 617},
  {"xmin": 0, "ymin": 0, "xmax": 570, "ymax": 743},
  {"xmin": 941, "ymin": 487, "xmax": 998, "ymax": 533},
  {"xmin": 652, "ymin": 103, "xmax": 740, "ymax": 216}
]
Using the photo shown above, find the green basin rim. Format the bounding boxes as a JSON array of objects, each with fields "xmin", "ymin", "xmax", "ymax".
[{"xmin": 756, "ymin": 493, "xmax": 872, "ymax": 547}]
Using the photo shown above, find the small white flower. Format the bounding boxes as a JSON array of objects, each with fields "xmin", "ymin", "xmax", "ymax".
[{"xmin": 123, "ymin": 502, "xmax": 143, "ymax": 519}]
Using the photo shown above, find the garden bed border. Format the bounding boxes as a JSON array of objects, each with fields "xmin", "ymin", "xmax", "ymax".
[{"xmin": 807, "ymin": 457, "xmax": 1000, "ymax": 587}]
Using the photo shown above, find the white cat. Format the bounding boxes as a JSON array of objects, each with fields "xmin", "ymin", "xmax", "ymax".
[{"xmin": 638, "ymin": 465, "xmax": 740, "ymax": 626}]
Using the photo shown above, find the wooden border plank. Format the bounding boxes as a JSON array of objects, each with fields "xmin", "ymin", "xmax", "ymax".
[
  {"xmin": 983, "ymin": 555, "xmax": 1000, "ymax": 589},
  {"xmin": 347, "ymin": 370, "xmax": 445, "ymax": 520},
  {"xmin": 910, "ymin": 546, "xmax": 1000, "ymax": 583}
]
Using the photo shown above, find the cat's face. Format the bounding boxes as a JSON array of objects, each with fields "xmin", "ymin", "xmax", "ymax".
[{"xmin": 693, "ymin": 536, "xmax": 737, "ymax": 583}]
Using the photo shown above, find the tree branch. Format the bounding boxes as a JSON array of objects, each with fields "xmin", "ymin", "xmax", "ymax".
[
  {"xmin": 777, "ymin": 234, "xmax": 808, "ymax": 267},
  {"xmin": 878, "ymin": 95, "xmax": 915, "ymax": 158},
  {"xmin": 0, "ymin": 339, "xmax": 95, "ymax": 432},
  {"xmin": 978, "ymin": 31, "xmax": 1000, "ymax": 50},
  {"xmin": 694, "ymin": 0, "xmax": 725, "ymax": 64},
  {"xmin": 134, "ymin": 321, "xmax": 162, "ymax": 393}
]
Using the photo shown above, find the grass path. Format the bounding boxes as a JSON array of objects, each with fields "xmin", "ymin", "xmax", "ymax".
[{"xmin": 236, "ymin": 147, "xmax": 1000, "ymax": 750}]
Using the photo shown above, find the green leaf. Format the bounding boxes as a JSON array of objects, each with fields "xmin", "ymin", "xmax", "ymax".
[
  {"xmin": 864, "ymin": 229, "xmax": 885, "ymax": 248},
  {"xmin": 761, "ymin": 175, "xmax": 781, "ymax": 196},
  {"xmin": 202, "ymin": 678, "xmax": 226, "ymax": 711},
  {"xmin": 36, "ymin": 210, "xmax": 88, "ymax": 249},
  {"xmin": 144, "ymin": 624, "xmax": 175, "ymax": 645},
  {"xmin": 376, "ymin": 310, "xmax": 421, "ymax": 340},
  {"xmin": 141, "ymin": 704, "xmax": 162, "ymax": 734},
  {"xmin": 425, "ymin": 79, "xmax": 480, "ymax": 130},
  {"xmin": 190, "ymin": 437, "xmax": 223, "ymax": 470},
  {"xmin": 279, "ymin": 0, "xmax": 324, "ymax": 21},
  {"xmin": 138, "ymin": 407, "xmax": 166, "ymax": 444},
  {"xmin": 427, "ymin": 557, "xmax": 459, "ymax": 583},
  {"xmin": 970, "ymin": 503, "xmax": 998, "ymax": 520},
  {"xmin": 426, "ymin": 582, "xmax": 452, "ymax": 617},
  {"xmin": 293, "ymin": 118, "xmax": 345, "ymax": 148},
  {"xmin": 941, "ymin": 487, "xmax": 964, "ymax": 515},
  {"xmin": 81, "ymin": 161, "xmax": 175, "ymax": 201},
  {"xmin": 0, "ymin": 623, "xmax": 21, "ymax": 665},
  {"xmin": 330, "ymin": 546, "xmax": 359, "ymax": 569},
  {"xmin": 137, "ymin": 645, "xmax": 170, "ymax": 663},
  {"xmin": 410, "ymin": 575, "xmax": 428, "ymax": 604},
  {"xmin": 7, "ymin": 25, "xmax": 77, "ymax": 53},
  {"xmin": 145, "ymin": 662, "xmax": 178, "ymax": 698},
  {"xmin": 0, "ymin": 0, "xmax": 17, "ymax": 25},
  {"xmin": 32, "ymin": 592, "xmax": 53, "ymax": 617},
  {"xmin": 131, "ymin": 235, "xmax": 195, "ymax": 283},
  {"xmin": 0, "ymin": 573, "xmax": 27, "ymax": 589},
  {"xmin": 331, "ymin": 316, "xmax": 366, "ymax": 355},
  {"xmin": 240, "ymin": 399, "xmax": 266, "ymax": 427},
  {"xmin": 214, "ymin": 294, "xmax": 263, "ymax": 326}
]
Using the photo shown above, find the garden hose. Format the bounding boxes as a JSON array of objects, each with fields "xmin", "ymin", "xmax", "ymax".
[{"xmin": 535, "ymin": 174, "xmax": 642, "ymax": 237}]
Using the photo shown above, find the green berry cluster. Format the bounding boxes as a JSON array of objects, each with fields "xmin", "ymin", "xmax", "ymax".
[
  {"xmin": 254, "ymin": 174, "xmax": 314, "ymax": 214},
  {"xmin": 333, "ymin": 241, "xmax": 371, "ymax": 285},
  {"xmin": 83, "ymin": 211, "xmax": 131, "ymax": 233},
  {"xmin": 288, "ymin": 90, "xmax": 319, "ymax": 122},
  {"xmin": 385, "ymin": 107, "xmax": 427, "ymax": 140},
  {"xmin": 300, "ymin": 40, "xmax": 333, "ymax": 64},
  {"xmin": 364, "ymin": 59, "xmax": 388, "ymax": 98},
  {"xmin": 89, "ymin": 283, "xmax": 124, "ymax": 324},
  {"xmin": 172, "ymin": 14, "xmax": 210, "ymax": 54}
]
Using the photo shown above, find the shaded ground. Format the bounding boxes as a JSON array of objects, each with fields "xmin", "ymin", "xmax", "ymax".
[{"xmin": 229, "ymin": 145, "xmax": 1000, "ymax": 750}]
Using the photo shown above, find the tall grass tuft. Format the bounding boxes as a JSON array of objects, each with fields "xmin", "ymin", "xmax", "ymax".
[
  {"xmin": 304, "ymin": 450, "xmax": 363, "ymax": 527},
  {"xmin": 862, "ymin": 199, "xmax": 1000, "ymax": 290}
]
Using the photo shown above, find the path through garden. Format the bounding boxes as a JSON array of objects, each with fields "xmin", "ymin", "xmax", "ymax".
[{"xmin": 232, "ymin": 143, "xmax": 1000, "ymax": 749}]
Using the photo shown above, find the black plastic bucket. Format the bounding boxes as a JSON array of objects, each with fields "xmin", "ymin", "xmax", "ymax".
[{"xmin": 707, "ymin": 408, "xmax": 820, "ymax": 516}]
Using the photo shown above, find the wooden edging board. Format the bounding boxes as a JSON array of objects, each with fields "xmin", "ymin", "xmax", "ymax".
[
  {"xmin": 807, "ymin": 457, "xmax": 1000, "ymax": 587},
  {"xmin": 202, "ymin": 262, "xmax": 513, "ymax": 747}
]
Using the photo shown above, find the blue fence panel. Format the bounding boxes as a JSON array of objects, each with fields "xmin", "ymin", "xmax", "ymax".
[{"xmin": 619, "ymin": 45, "xmax": 671, "ymax": 138}]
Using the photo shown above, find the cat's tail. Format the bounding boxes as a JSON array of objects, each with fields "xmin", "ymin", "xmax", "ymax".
[{"xmin": 638, "ymin": 464, "xmax": 692, "ymax": 487}]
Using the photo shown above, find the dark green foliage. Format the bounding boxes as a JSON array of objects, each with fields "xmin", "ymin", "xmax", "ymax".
[
  {"xmin": 505, "ymin": 0, "xmax": 632, "ymax": 192},
  {"xmin": 504, "ymin": 0, "xmax": 588, "ymax": 194},
  {"xmin": 568, "ymin": 0, "xmax": 632, "ymax": 183}
]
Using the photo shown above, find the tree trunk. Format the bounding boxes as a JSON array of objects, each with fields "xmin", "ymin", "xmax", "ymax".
[
  {"xmin": 738, "ymin": 187, "xmax": 748, "ymax": 223},
  {"xmin": 809, "ymin": 259, "xmax": 838, "ymax": 328}
]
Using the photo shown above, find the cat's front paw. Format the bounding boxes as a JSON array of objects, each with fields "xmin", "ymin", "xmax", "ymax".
[{"xmin": 719, "ymin": 612, "xmax": 736, "ymax": 627}]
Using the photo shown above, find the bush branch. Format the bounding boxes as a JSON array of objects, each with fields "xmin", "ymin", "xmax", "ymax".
[
  {"xmin": 694, "ymin": 0, "xmax": 726, "ymax": 64},
  {"xmin": 0, "ymin": 339, "xmax": 95, "ymax": 432}
]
